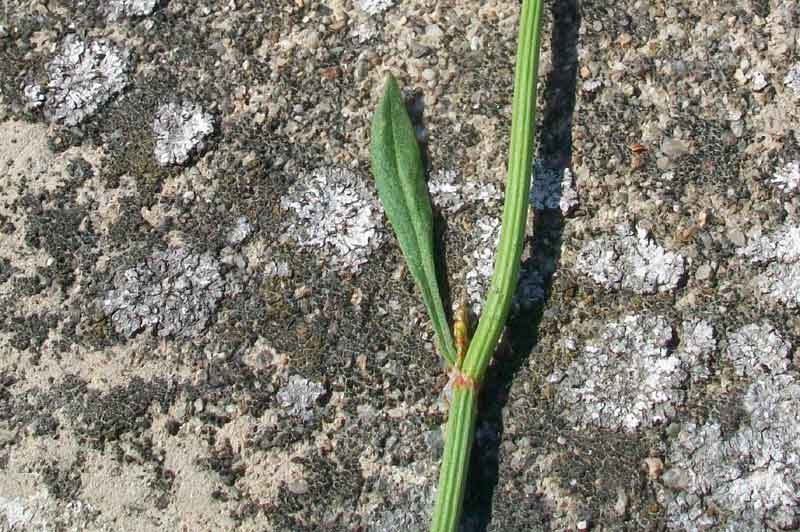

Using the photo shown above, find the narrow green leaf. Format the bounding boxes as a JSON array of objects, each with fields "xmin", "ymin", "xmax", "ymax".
[{"xmin": 370, "ymin": 74, "xmax": 456, "ymax": 367}]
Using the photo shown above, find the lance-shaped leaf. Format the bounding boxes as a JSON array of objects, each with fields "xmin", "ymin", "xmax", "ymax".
[{"xmin": 370, "ymin": 75, "xmax": 456, "ymax": 366}]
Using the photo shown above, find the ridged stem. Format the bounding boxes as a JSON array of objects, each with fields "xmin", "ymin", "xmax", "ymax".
[
  {"xmin": 430, "ymin": 385, "xmax": 478, "ymax": 531},
  {"xmin": 430, "ymin": 0, "xmax": 545, "ymax": 529},
  {"xmin": 461, "ymin": 0, "xmax": 544, "ymax": 383}
]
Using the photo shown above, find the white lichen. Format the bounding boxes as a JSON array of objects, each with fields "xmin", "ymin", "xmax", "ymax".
[
  {"xmin": 356, "ymin": 0, "xmax": 395, "ymax": 15},
  {"xmin": 784, "ymin": 63, "xmax": 800, "ymax": 97},
  {"xmin": 280, "ymin": 167, "xmax": 385, "ymax": 274},
  {"xmin": 737, "ymin": 224, "xmax": 800, "ymax": 308},
  {"xmin": 429, "ymin": 170, "xmax": 545, "ymax": 311},
  {"xmin": 772, "ymin": 160, "xmax": 800, "ymax": 193},
  {"xmin": 226, "ymin": 216, "xmax": 253, "ymax": 246},
  {"xmin": 530, "ymin": 161, "xmax": 579, "ymax": 215},
  {"xmin": 464, "ymin": 217, "xmax": 500, "ymax": 311},
  {"xmin": 106, "ymin": 0, "xmax": 157, "ymax": 20},
  {"xmin": 153, "ymin": 101, "xmax": 215, "ymax": 166},
  {"xmin": 276, "ymin": 375, "xmax": 325, "ymax": 421},
  {"xmin": 547, "ymin": 315, "xmax": 688, "ymax": 432},
  {"xmin": 750, "ymin": 71, "xmax": 768, "ymax": 92},
  {"xmin": 42, "ymin": 35, "xmax": 131, "ymax": 125},
  {"xmin": 103, "ymin": 248, "xmax": 228, "ymax": 338},
  {"xmin": 427, "ymin": 169, "xmax": 502, "ymax": 213},
  {"xmin": 738, "ymin": 224, "xmax": 800, "ymax": 263},
  {"xmin": 726, "ymin": 322, "xmax": 792, "ymax": 378},
  {"xmin": 574, "ymin": 223, "xmax": 686, "ymax": 294},
  {"xmin": 23, "ymin": 83, "xmax": 45, "ymax": 110},
  {"xmin": 660, "ymin": 322, "xmax": 800, "ymax": 531},
  {"xmin": 676, "ymin": 318, "xmax": 716, "ymax": 385},
  {"xmin": 463, "ymin": 215, "xmax": 546, "ymax": 312}
]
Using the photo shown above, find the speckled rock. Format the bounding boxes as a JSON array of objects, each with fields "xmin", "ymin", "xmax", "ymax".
[{"xmin": 2, "ymin": 0, "xmax": 800, "ymax": 528}]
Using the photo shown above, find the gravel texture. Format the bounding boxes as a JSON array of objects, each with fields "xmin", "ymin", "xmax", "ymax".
[{"xmin": 2, "ymin": 0, "xmax": 799, "ymax": 529}]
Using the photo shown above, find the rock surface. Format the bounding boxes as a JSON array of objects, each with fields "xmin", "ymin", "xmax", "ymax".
[{"xmin": 1, "ymin": 0, "xmax": 799, "ymax": 530}]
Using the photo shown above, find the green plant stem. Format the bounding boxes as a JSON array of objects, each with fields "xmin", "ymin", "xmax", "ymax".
[
  {"xmin": 431, "ymin": 0, "xmax": 545, "ymax": 528},
  {"xmin": 461, "ymin": 0, "xmax": 544, "ymax": 383},
  {"xmin": 431, "ymin": 385, "xmax": 478, "ymax": 531}
]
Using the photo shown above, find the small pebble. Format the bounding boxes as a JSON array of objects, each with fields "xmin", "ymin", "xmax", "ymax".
[
  {"xmin": 751, "ymin": 71, "xmax": 768, "ymax": 91},
  {"xmin": 695, "ymin": 263, "xmax": 713, "ymax": 281},
  {"xmin": 660, "ymin": 138, "xmax": 690, "ymax": 160},
  {"xmin": 643, "ymin": 457, "xmax": 663, "ymax": 480}
]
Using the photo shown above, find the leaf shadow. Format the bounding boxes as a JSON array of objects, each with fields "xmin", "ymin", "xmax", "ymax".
[{"xmin": 458, "ymin": 0, "xmax": 582, "ymax": 529}]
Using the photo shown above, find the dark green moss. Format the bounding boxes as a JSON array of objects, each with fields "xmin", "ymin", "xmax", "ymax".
[
  {"xmin": 197, "ymin": 438, "xmax": 245, "ymax": 488},
  {"xmin": 6, "ymin": 312, "xmax": 58, "ymax": 352},
  {"xmin": 66, "ymin": 376, "xmax": 178, "ymax": 448},
  {"xmin": 272, "ymin": 451, "xmax": 364, "ymax": 530},
  {"xmin": 0, "ymin": 258, "xmax": 12, "ymax": 285},
  {"xmin": 11, "ymin": 274, "xmax": 44, "ymax": 296},
  {"xmin": 39, "ymin": 459, "xmax": 83, "ymax": 501},
  {"xmin": 22, "ymin": 199, "xmax": 96, "ymax": 290},
  {"xmin": 67, "ymin": 156, "xmax": 95, "ymax": 183},
  {"xmin": 0, "ymin": 374, "xmax": 80, "ymax": 436}
]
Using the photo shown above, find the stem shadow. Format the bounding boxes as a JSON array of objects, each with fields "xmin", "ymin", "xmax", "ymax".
[{"xmin": 460, "ymin": 0, "xmax": 581, "ymax": 529}]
